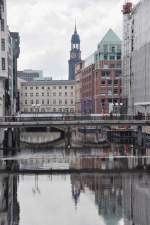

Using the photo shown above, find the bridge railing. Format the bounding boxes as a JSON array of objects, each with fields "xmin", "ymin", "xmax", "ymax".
[{"xmin": 0, "ymin": 114, "xmax": 150, "ymax": 122}]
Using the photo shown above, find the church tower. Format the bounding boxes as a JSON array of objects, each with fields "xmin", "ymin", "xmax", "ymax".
[{"xmin": 68, "ymin": 24, "xmax": 82, "ymax": 80}]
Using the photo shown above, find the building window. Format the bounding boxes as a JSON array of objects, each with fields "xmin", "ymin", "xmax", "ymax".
[
  {"xmin": 30, "ymin": 86, "xmax": 33, "ymax": 90},
  {"xmin": 59, "ymin": 92, "xmax": 62, "ymax": 96},
  {"xmin": 36, "ymin": 93, "xmax": 39, "ymax": 97},
  {"xmin": 104, "ymin": 54, "xmax": 108, "ymax": 60},
  {"xmin": 102, "ymin": 71, "xmax": 110, "ymax": 77},
  {"xmin": 70, "ymin": 108, "xmax": 74, "ymax": 113},
  {"xmin": 53, "ymin": 100, "xmax": 56, "ymax": 104},
  {"xmin": 47, "ymin": 87, "xmax": 50, "ymax": 90},
  {"xmin": 71, "ymin": 92, "xmax": 73, "ymax": 96},
  {"xmin": 59, "ymin": 108, "xmax": 62, "ymax": 112},
  {"xmin": 114, "ymin": 80, "xmax": 118, "ymax": 85},
  {"xmin": 36, "ymin": 100, "xmax": 39, "ymax": 104},
  {"xmin": 114, "ymin": 89, "xmax": 118, "ymax": 94},
  {"xmin": 117, "ymin": 53, "xmax": 121, "ymax": 60},
  {"xmin": 59, "ymin": 86, "xmax": 62, "ymax": 89},
  {"xmin": 110, "ymin": 55, "xmax": 115, "ymax": 60},
  {"xmin": 111, "ymin": 46, "xmax": 115, "ymax": 53},
  {"xmin": 53, "ymin": 92, "xmax": 56, "ymax": 96},
  {"xmin": 64, "ymin": 108, "xmax": 69, "ymax": 112},
  {"xmin": 103, "ymin": 45, "xmax": 108, "ymax": 52},
  {"xmin": 42, "ymin": 93, "xmax": 44, "ymax": 96},
  {"xmin": 36, "ymin": 87, "xmax": 39, "ymax": 90},
  {"xmin": 71, "ymin": 86, "xmax": 74, "ymax": 89},
  {"xmin": 59, "ymin": 100, "xmax": 62, "ymax": 105},
  {"xmin": 65, "ymin": 92, "xmax": 67, "ymax": 96},
  {"xmin": 25, "ymin": 93, "xmax": 27, "ymax": 97},
  {"xmin": 25, "ymin": 100, "xmax": 27, "ymax": 104},
  {"xmin": 65, "ymin": 100, "xmax": 67, "ymax": 105},
  {"xmin": 53, "ymin": 86, "xmax": 56, "ymax": 89},
  {"xmin": 41, "ymin": 108, "xmax": 45, "ymax": 113},
  {"xmin": 1, "ymin": 58, "xmax": 5, "ymax": 70},
  {"xmin": 108, "ymin": 80, "xmax": 112, "ymax": 85},
  {"xmin": 42, "ymin": 100, "xmax": 44, "ymax": 105},
  {"xmin": 47, "ymin": 92, "xmax": 49, "ymax": 96},
  {"xmin": 53, "ymin": 108, "xmax": 56, "ymax": 112},
  {"xmin": 24, "ymin": 108, "xmax": 28, "ymax": 113},
  {"xmin": 47, "ymin": 99, "xmax": 49, "ymax": 104},
  {"xmin": 25, "ymin": 87, "xmax": 27, "ymax": 90},
  {"xmin": 1, "ymin": 19, "xmax": 4, "ymax": 32},
  {"xmin": 30, "ymin": 100, "xmax": 33, "ymax": 104},
  {"xmin": 71, "ymin": 100, "xmax": 74, "ymax": 104},
  {"xmin": 42, "ymin": 86, "xmax": 44, "ymax": 90},
  {"xmin": 65, "ymin": 86, "xmax": 67, "ymax": 89},
  {"xmin": 30, "ymin": 93, "xmax": 33, "ymax": 97},
  {"xmin": 1, "ymin": 39, "xmax": 5, "ymax": 51},
  {"xmin": 101, "ymin": 80, "xmax": 105, "ymax": 85}
]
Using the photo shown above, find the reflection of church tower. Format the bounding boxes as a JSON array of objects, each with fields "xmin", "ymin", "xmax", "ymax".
[{"xmin": 68, "ymin": 24, "xmax": 82, "ymax": 80}]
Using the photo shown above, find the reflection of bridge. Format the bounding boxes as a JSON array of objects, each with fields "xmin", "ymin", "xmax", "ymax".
[{"xmin": 0, "ymin": 115, "xmax": 150, "ymax": 128}]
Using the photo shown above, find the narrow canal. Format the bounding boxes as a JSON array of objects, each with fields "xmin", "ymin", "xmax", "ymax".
[{"xmin": 0, "ymin": 131, "xmax": 149, "ymax": 225}]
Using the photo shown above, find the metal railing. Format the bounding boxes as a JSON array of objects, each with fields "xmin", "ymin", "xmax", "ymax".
[{"xmin": 0, "ymin": 114, "xmax": 150, "ymax": 123}]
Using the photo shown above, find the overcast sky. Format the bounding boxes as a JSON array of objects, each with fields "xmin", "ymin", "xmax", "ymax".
[{"xmin": 7, "ymin": 0, "xmax": 139, "ymax": 79}]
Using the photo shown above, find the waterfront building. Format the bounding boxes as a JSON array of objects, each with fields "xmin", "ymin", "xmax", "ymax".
[
  {"xmin": 80, "ymin": 54, "xmax": 95, "ymax": 114},
  {"xmin": 75, "ymin": 61, "xmax": 84, "ymax": 113},
  {"xmin": 20, "ymin": 80, "xmax": 75, "ymax": 113},
  {"xmin": 0, "ymin": 0, "xmax": 9, "ymax": 116},
  {"xmin": 10, "ymin": 32, "xmax": 20, "ymax": 114},
  {"xmin": 18, "ymin": 70, "xmax": 43, "ymax": 82},
  {"xmin": 122, "ymin": 0, "xmax": 150, "ymax": 114},
  {"xmin": 94, "ymin": 29, "xmax": 122, "ymax": 114},
  {"xmin": 68, "ymin": 25, "xmax": 82, "ymax": 80}
]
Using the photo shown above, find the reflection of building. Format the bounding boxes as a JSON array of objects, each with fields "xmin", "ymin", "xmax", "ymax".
[
  {"xmin": 20, "ymin": 80, "xmax": 75, "ymax": 113},
  {"xmin": 0, "ymin": 161, "xmax": 19, "ymax": 225},
  {"xmin": 70, "ymin": 174, "xmax": 123, "ymax": 224},
  {"xmin": 70, "ymin": 145, "xmax": 129, "ymax": 170},
  {"xmin": 123, "ymin": 174, "xmax": 150, "ymax": 225}
]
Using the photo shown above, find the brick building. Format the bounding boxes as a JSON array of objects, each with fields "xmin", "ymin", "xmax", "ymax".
[
  {"xmin": 94, "ymin": 29, "xmax": 122, "ymax": 114},
  {"xmin": 80, "ymin": 54, "xmax": 95, "ymax": 114},
  {"xmin": 75, "ymin": 29, "xmax": 122, "ymax": 114}
]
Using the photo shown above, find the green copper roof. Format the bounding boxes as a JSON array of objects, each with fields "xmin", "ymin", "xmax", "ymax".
[{"xmin": 98, "ymin": 29, "xmax": 121, "ymax": 49}]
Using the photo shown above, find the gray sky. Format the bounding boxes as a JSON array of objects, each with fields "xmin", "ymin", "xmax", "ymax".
[{"xmin": 7, "ymin": 0, "xmax": 139, "ymax": 79}]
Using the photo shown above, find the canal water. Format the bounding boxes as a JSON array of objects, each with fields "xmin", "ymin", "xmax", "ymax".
[
  {"xmin": 0, "ymin": 144, "xmax": 149, "ymax": 225},
  {"xmin": 0, "ymin": 131, "xmax": 150, "ymax": 225}
]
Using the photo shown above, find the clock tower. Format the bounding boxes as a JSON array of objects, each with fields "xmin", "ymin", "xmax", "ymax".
[{"xmin": 68, "ymin": 24, "xmax": 82, "ymax": 80}]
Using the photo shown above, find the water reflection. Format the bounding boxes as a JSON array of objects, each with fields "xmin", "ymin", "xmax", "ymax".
[
  {"xmin": 2, "ymin": 144, "xmax": 149, "ymax": 171},
  {"xmin": 0, "ymin": 169, "xmax": 149, "ymax": 225}
]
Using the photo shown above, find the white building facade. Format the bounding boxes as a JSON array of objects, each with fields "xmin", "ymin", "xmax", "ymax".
[
  {"xmin": 0, "ymin": 0, "xmax": 9, "ymax": 116},
  {"xmin": 122, "ymin": 0, "xmax": 150, "ymax": 114},
  {"xmin": 20, "ymin": 80, "xmax": 76, "ymax": 113}
]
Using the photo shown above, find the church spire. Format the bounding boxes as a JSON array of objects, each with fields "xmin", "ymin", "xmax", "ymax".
[{"xmin": 74, "ymin": 20, "xmax": 77, "ymax": 34}]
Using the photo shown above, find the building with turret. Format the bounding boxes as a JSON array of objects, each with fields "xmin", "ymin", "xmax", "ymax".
[{"xmin": 68, "ymin": 25, "xmax": 82, "ymax": 80}]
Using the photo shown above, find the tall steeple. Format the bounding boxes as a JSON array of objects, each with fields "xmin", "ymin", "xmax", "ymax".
[{"xmin": 68, "ymin": 23, "xmax": 82, "ymax": 80}]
